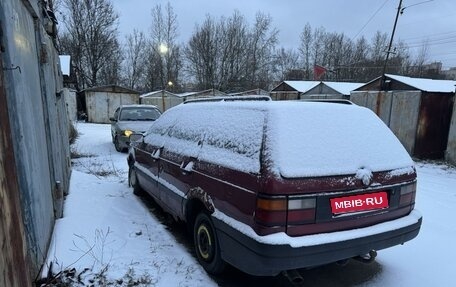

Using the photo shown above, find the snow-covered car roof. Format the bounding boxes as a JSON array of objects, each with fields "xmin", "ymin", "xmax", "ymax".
[{"xmin": 150, "ymin": 101, "xmax": 413, "ymax": 178}]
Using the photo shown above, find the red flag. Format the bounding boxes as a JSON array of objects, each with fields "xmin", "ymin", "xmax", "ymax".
[{"xmin": 313, "ymin": 65, "xmax": 326, "ymax": 80}]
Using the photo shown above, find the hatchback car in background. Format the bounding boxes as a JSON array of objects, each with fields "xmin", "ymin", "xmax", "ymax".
[
  {"xmin": 110, "ymin": 105, "xmax": 161, "ymax": 152},
  {"xmin": 127, "ymin": 97, "xmax": 422, "ymax": 276}
]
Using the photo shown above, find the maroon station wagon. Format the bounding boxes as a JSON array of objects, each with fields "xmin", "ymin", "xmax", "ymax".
[{"xmin": 127, "ymin": 97, "xmax": 422, "ymax": 276}]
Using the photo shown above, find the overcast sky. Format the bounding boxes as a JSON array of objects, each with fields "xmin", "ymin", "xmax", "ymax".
[{"xmin": 112, "ymin": 0, "xmax": 456, "ymax": 68}]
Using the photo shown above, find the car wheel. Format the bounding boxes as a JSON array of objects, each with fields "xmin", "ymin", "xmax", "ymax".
[
  {"xmin": 114, "ymin": 136, "xmax": 123, "ymax": 152},
  {"xmin": 129, "ymin": 165, "xmax": 145, "ymax": 196},
  {"xmin": 193, "ymin": 212, "xmax": 226, "ymax": 275}
]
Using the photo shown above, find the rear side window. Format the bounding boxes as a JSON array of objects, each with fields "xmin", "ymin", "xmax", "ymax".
[
  {"xmin": 199, "ymin": 105, "xmax": 265, "ymax": 174},
  {"xmin": 146, "ymin": 103, "xmax": 265, "ymax": 173},
  {"xmin": 146, "ymin": 106, "xmax": 206, "ymax": 158}
]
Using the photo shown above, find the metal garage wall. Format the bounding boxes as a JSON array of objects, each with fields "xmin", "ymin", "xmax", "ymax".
[
  {"xmin": 141, "ymin": 96, "xmax": 183, "ymax": 112},
  {"xmin": 86, "ymin": 92, "xmax": 139, "ymax": 123},
  {"xmin": 389, "ymin": 91, "xmax": 421, "ymax": 156},
  {"xmin": 38, "ymin": 24, "xmax": 71, "ymax": 218},
  {"xmin": 0, "ymin": 0, "xmax": 70, "ymax": 282},
  {"xmin": 63, "ymin": 88, "xmax": 77, "ymax": 121},
  {"xmin": 351, "ymin": 91, "xmax": 420, "ymax": 155},
  {"xmin": 0, "ymin": 45, "xmax": 32, "ymax": 287},
  {"xmin": 446, "ymin": 98, "xmax": 456, "ymax": 164},
  {"xmin": 414, "ymin": 93, "xmax": 454, "ymax": 159}
]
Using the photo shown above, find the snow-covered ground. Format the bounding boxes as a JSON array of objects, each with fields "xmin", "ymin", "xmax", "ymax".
[{"xmin": 43, "ymin": 123, "xmax": 456, "ymax": 286}]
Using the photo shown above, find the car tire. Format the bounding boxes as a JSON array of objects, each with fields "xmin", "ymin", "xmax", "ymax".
[
  {"xmin": 193, "ymin": 212, "xmax": 226, "ymax": 275},
  {"xmin": 129, "ymin": 165, "xmax": 145, "ymax": 196},
  {"xmin": 114, "ymin": 136, "xmax": 124, "ymax": 152}
]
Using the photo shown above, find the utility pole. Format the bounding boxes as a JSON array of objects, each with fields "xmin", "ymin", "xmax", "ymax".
[{"xmin": 381, "ymin": 0, "xmax": 403, "ymax": 89}]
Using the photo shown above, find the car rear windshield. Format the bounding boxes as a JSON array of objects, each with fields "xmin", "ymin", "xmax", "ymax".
[
  {"xmin": 120, "ymin": 107, "xmax": 160, "ymax": 121},
  {"xmin": 264, "ymin": 102, "xmax": 414, "ymax": 178}
]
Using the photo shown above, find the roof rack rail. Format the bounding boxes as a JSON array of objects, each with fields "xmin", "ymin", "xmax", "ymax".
[
  {"xmin": 184, "ymin": 95, "xmax": 271, "ymax": 104},
  {"xmin": 297, "ymin": 99, "xmax": 354, "ymax": 105}
]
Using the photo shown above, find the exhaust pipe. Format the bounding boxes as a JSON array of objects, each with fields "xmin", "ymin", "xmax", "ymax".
[
  {"xmin": 353, "ymin": 250, "xmax": 377, "ymax": 264},
  {"xmin": 282, "ymin": 269, "xmax": 304, "ymax": 284}
]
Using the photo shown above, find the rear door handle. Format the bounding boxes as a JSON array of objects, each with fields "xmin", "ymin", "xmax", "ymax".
[
  {"xmin": 151, "ymin": 148, "xmax": 161, "ymax": 161},
  {"xmin": 180, "ymin": 161, "xmax": 194, "ymax": 175}
]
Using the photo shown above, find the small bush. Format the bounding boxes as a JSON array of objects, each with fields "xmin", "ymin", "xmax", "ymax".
[
  {"xmin": 37, "ymin": 266, "xmax": 154, "ymax": 286},
  {"xmin": 69, "ymin": 121, "xmax": 79, "ymax": 145}
]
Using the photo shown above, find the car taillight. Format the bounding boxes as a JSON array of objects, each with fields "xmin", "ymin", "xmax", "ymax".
[
  {"xmin": 399, "ymin": 182, "xmax": 416, "ymax": 206},
  {"xmin": 288, "ymin": 197, "xmax": 316, "ymax": 224},
  {"xmin": 254, "ymin": 196, "xmax": 317, "ymax": 227},
  {"xmin": 255, "ymin": 196, "xmax": 287, "ymax": 227}
]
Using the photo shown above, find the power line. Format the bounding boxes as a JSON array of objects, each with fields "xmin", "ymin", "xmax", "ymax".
[
  {"xmin": 400, "ymin": 30, "xmax": 456, "ymax": 41},
  {"xmin": 429, "ymin": 51, "xmax": 456, "ymax": 57},
  {"xmin": 351, "ymin": 0, "xmax": 391, "ymax": 41},
  {"xmin": 400, "ymin": 0, "xmax": 435, "ymax": 13},
  {"xmin": 407, "ymin": 38, "xmax": 456, "ymax": 48},
  {"xmin": 399, "ymin": 12, "xmax": 456, "ymax": 28},
  {"xmin": 405, "ymin": 34, "xmax": 456, "ymax": 46}
]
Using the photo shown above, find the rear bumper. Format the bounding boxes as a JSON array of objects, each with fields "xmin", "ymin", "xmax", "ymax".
[{"xmin": 212, "ymin": 210, "xmax": 422, "ymax": 276}]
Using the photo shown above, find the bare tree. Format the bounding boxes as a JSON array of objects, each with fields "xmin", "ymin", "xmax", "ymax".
[
  {"xmin": 412, "ymin": 40, "xmax": 430, "ymax": 77},
  {"xmin": 59, "ymin": 0, "xmax": 121, "ymax": 89},
  {"xmin": 123, "ymin": 30, "xmax": 147, "ymax": 90},
  {"xmin": 311, "ymin": 27, "xmax": 326, "ymax": 72},
  {"xmin": 299, "ymin": 23, "xmax": 313, "ymax": 79},
  {"xmin": 185, "ymin": 15, "xmax": 219, "ymax": 90},
  {"xmin": 353, "ymin": 37, "xmax": 369, "ymax": 66},
  {"xmin": 217, "ymin": 11, "xmax": 249, "ymax": 91},
  {"xmin": 245, "ymin": 12, "xmax": 278, "ymax": 89},
  {"xmin": 273, "ymin": 48, "xmax": 300, "ymax": 81},
  {"xmin": 370, "ymin": 31, "xmax": 388, "ymax": 63},
  {"xmin": 99, "ymin": 37, "xmax": 123, "ymax": 85},
  {"xmin": 145, "ymin": 2, "xmax": 182, "ymax": 91}
]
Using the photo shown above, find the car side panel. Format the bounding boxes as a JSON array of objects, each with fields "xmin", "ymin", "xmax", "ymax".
[
  {"xmin": 193, "ymin": 161, "xmax": 259, "ymax": 227},
  {"xmin": 134, "ymin": 143, "xmax": 160, "ymax": 200},
  {"xmin": 158, "ymin": 148, "xmax": 197, "ymax": 220}
]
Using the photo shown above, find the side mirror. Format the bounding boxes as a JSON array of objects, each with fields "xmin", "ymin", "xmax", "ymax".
[
  {"xmin": 129, "ymin": 133, "xmax": 144, "ymax": 143},
  {"xmin": 109, "ymin": 117, "xmax": 116, "ymax": 122}
]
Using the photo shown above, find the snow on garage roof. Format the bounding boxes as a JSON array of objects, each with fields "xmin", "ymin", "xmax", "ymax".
[
  {"xmin": 281, "ymin": 81, "xmax": 364, "ymax": 95},
  {"xmin": 140, "ymin": 90, "xmax": 178, "ymax": 98},
  {"xmin": 283, "ymin": 81, "xmax": 320, "ymax": 93},
  {"xmin": 324, "ymin": 82, "xmax": 364, "ymax": 95},
  {"xmin": 385, "ymin": 74, "xmax": 456, "ymax": 93}
]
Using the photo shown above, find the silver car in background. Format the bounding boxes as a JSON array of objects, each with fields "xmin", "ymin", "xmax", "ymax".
[{"xmin": 110, "ymin": 105, "xmax": 161, "ymax": 152}]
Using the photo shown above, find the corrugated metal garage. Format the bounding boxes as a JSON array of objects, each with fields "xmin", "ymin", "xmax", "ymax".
[
  {"xmin": 352, "ymin": 74, "xmax": 455, "ymax": 159},
  {"xmin": 270, "ymin": 81, "xmax": 363, "ymax": 100},
  {"xmin": 83, "ymin": 85, "xmax": 140, "ymax": 123},
  {"xmin": 1, "ymin": 0, "xmax": 71, "ymax": 285},
  {"xmin": 140, "ymin": 90, "xmax": 181, "ymax": 112}
]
